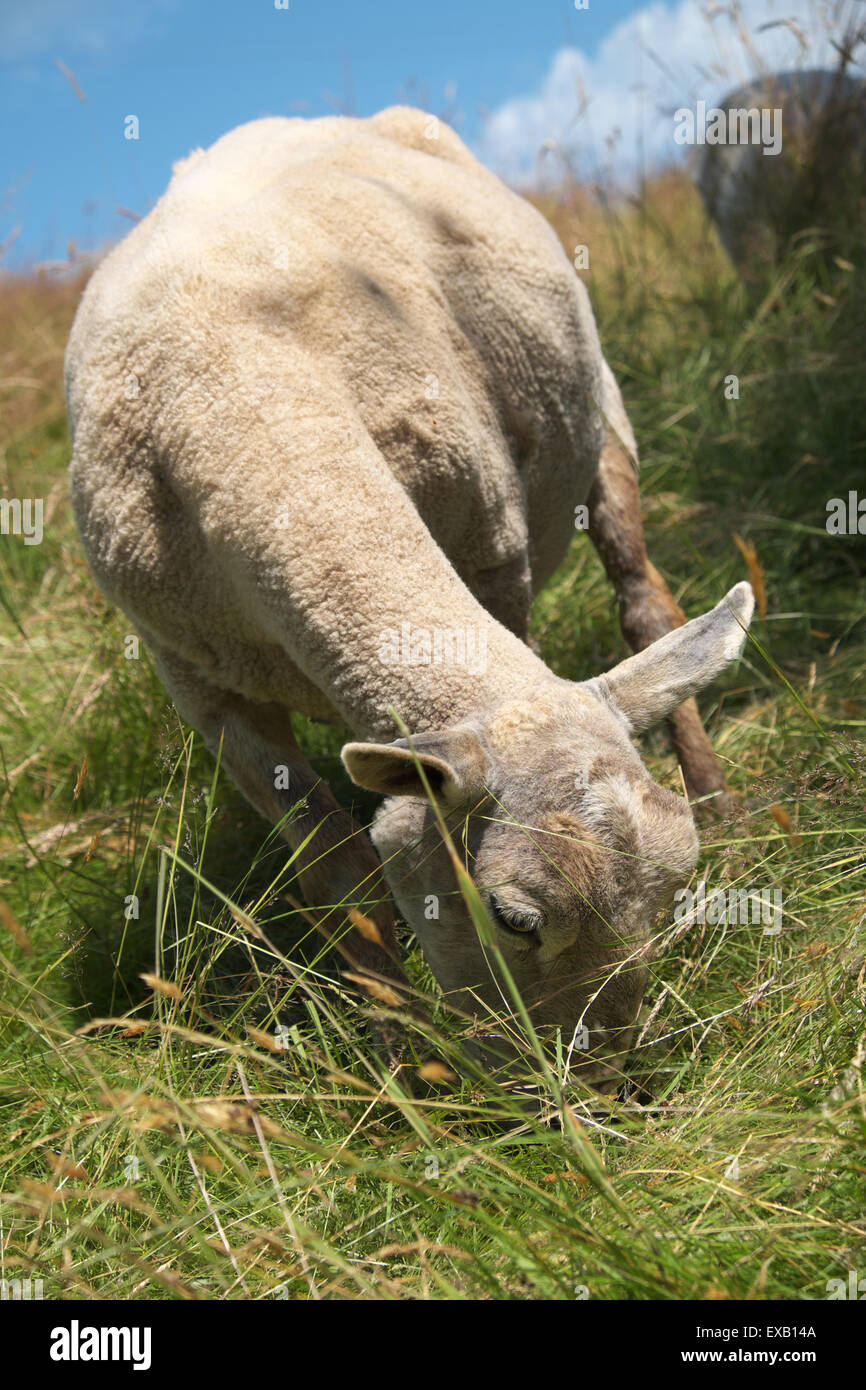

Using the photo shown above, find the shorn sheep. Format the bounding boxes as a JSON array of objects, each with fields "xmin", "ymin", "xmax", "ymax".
[{"xmin": 66, "ymin": 108, "xmax": 754, "ymax": 1086}]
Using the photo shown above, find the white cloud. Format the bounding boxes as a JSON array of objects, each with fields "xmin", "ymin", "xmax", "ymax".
[{"xmin": 474, "ymin": 0, "xmax": 862, "ymax": 186}]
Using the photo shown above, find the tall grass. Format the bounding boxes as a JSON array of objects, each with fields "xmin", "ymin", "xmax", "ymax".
[{"xmin": 1, "ymin": 149, "xmax": 865, "ymax": 1296}]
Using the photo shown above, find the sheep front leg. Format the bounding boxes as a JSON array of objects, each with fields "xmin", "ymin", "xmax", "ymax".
[
  {"xmin": 586, "ymin": 432, "xmax": 732, "ymax": 809},
  {"xmin": 153, "ymin": 650, "xmax": 407, "ymax": 989}
]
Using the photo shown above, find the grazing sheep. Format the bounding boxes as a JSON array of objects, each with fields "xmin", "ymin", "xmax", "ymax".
[
  {"xmin": 66, "ymin": 108, "xmax": 753, "ymax": 1085},
  {"xmin": 695, "ymin": 68, "xmax": 866, "ymax": 271}
]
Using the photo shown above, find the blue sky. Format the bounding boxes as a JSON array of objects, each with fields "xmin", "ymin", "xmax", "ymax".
[{"xmin": 0, "ymin": 0, "xmax": 850, "ymax": 269}]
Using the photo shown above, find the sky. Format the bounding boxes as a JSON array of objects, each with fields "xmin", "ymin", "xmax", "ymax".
[{"xmin": 0, "ymin": 0, "xmax": 859, "ymax": 269}]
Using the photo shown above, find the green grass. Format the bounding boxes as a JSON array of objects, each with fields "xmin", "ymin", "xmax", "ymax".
[{"xmin": 1, "ymin": 172, "xmax": 864, "ymax": 1301}]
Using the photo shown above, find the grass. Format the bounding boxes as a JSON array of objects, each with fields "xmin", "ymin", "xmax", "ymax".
[{"xmin": 1, "ymin": 167, "xmax": 864, "ymax": 1301}]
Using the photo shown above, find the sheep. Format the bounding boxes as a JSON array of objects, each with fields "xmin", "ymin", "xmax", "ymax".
[
  {"xmin": 694, "ymin": 68, "xmax": 866, "ymax": 272},
  {"xmin": 65, "ymin": 107, "xmax": 754, "ymax": 1086}
]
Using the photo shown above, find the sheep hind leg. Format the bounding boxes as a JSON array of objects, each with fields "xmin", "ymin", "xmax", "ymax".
[
  {"xmin": 586, "ymin": 431, "xmax": 733, "ymax": 812},
  {"xmin": 151, "ymin": 647, "xmax": 408, "ymax": 992}
]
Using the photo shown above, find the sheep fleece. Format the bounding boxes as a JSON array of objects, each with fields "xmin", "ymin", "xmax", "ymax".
[{"xmin": 66, "ymin": 107, "xmax": 626, "ymax": 737}]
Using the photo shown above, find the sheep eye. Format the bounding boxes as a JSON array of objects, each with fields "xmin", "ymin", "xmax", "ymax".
[{"xmin": 489, "ymin": 895, "xmax": 544, "ymax": 935}]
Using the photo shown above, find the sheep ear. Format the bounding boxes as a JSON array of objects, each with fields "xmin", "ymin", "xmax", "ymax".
[
  {"xmin": 342, "ymin": 728, "xmax": 487, "ymax": 802},
  {"xmin": 585, "ymin": 583, "xmax": 754, "ymax": 733}
]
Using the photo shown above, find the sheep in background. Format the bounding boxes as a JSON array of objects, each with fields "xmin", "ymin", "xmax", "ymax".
[{"xmin": 694, "ymin": 67, "xmax": 865, "ymax": 272}]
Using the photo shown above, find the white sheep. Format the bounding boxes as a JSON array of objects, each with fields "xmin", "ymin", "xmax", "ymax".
[{"xmin": 66, "ymin": 108, "xmax": 753, "ymax": 1086}]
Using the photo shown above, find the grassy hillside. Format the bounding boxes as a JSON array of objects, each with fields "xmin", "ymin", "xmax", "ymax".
[{"xmin": 1, "ymin": 172, "xmax": 864, "ymax": 1300}]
